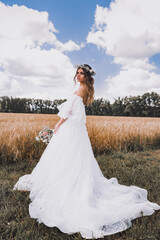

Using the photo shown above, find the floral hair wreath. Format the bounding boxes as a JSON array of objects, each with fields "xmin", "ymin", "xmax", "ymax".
[{"xmin": 76, "ymin": 64, "xmax": 96, "ymax": 76}]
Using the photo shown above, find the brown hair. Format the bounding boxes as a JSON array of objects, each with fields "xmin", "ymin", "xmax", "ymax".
[{"xmin": 73, "ymin": 64, "xmax": 95, "ymax": 106}]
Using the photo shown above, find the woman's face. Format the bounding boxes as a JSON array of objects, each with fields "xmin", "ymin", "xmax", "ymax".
[{"xmin": 76, "ymin": 68, "xmax": 85, "ymax": 83}]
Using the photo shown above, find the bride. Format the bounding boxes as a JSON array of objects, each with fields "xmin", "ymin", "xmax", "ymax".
[{"xmin": 13, "ymin": 64, "xmax": 160, "ymax": 239}]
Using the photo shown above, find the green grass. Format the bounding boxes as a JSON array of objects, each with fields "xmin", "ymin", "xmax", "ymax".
[{"xmin": 0, "ymin": 150, "xmax": 160, "ymax": 240}]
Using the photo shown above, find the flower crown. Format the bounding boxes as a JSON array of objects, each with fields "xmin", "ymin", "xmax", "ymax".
[{"xmin": 76, "ymin": 64, "xmax": 96, "ymax": 76}]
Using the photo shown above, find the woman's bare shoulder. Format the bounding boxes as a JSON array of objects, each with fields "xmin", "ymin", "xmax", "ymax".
[{"xmin": 76, "ymin": 86, "xmax": 88, "ymax": 97}]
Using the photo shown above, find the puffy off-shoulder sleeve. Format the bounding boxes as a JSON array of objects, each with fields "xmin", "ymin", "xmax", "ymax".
[{"xmin": 57, "ymin": 95, "xmax": 77, "ymax": 119}]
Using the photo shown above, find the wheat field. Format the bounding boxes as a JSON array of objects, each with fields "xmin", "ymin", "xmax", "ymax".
[{"xmin": 0, "ymin": 113, "xmax": 160, "ymax": 163}]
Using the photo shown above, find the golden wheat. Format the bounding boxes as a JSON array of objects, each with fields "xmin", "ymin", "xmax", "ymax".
[
  {"xmin": 87, "ymin": 115, "xmax": 160, "ymax": 152},
  {"xmin": 0, "ymin": 113, "xmax": 160, "ymax": 163}
]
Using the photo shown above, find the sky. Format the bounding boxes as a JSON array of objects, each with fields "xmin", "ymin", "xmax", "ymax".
[{"xmin": 0, "ymin": 0, "xmax": 160, "ymax": 102}]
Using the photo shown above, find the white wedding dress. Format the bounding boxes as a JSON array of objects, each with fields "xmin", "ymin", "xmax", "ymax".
[{"xmin": 13, "ymin": 93, "xmax": 160, "ymax": 239}]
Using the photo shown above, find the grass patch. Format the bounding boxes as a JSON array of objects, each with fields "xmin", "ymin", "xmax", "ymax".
[{"xmin": 0, "ymin": 150, "xmax": 160, "ymax": 240}]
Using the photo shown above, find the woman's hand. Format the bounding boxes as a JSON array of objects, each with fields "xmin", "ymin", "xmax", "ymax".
[
  {"xmin": 54, "ymin": 123, "xmax": 60, "ymax": 134},
  {"xmin": 54, "ymin": 118, "xmax": 67, "ymax": 134}
]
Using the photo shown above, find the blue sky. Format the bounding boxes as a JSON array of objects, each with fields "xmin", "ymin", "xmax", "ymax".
[{"xmin": 0, "ymin": 0, "xmax": 160, "ymax": 101}]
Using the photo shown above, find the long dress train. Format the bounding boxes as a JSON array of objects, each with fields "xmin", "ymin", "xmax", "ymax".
[{"xmin": 13, "ymin": 93, "xmax": 160, "ymax": 239}]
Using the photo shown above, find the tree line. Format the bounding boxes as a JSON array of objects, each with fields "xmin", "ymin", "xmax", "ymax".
[{"xmin": 0, "ymin": 92, "xmax": 160, "ymax": 117}]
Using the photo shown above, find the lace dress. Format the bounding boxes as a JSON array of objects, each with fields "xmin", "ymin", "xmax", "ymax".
[{"xmin": 13, "ymin": 93, "xmax": 160, "ymax": 239}]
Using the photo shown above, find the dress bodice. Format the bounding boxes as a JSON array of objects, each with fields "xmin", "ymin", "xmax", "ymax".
[{"xmin": 57, "ymin": 93, "xmax": 86, "ymax": 123}]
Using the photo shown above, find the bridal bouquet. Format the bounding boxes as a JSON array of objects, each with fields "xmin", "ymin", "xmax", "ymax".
[{"xmin": 35, "ymin": 126, "xmax": 55, "ymax": 144}]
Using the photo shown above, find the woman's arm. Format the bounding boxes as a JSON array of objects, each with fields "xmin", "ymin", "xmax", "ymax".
[{"xmin": 54, "ymin": 118, "xmax": 67, "ymax": 134}]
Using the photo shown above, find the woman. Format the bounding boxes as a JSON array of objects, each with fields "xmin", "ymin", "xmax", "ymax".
[{"xmin": 13, "ymin": 64, "xmax": 160, "ymax": 239}]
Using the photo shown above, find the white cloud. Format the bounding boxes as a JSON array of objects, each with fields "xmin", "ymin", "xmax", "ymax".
[
  {"xmin": 87, "ymin": 0, "xmax": 160, "ymax": 100},
  {"xmin": 0, "ymin": 3, "xmax": 58, "ymax": 47},
  {"xmin": 0, "ymin": 2, "xmax": 81, "ymax": 99},
  {"xmin": 55, "ymin": 40, "xmax": 82, "ymax": 52},
  {"xmin": 0, "ymin": 72, "xmax": 10, "ymax": 90},
  {"xmin": 104, "ymin": 68, "xmax": 160, "ymax": 101}
]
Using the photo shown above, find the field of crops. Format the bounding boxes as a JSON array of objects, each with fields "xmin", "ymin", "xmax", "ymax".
[{"xmin": 0, "ymin": 113, "xmax": 160, "ymax": 164}]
